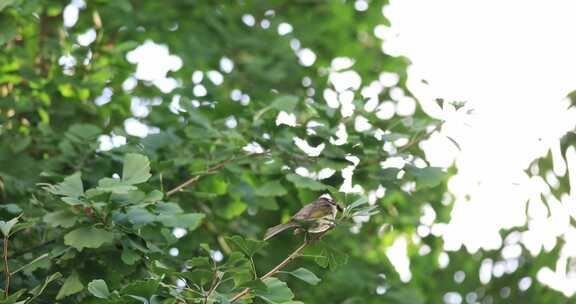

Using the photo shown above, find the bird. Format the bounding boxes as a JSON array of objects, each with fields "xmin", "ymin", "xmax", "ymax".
[{"xmin": 263, "ymin": 196, "xmax": 343, "ymax": 241}]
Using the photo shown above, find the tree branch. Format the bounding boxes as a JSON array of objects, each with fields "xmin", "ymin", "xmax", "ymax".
[
  {"xmin": 397, "ymin": 123, "xmax": 442, "ymax": 153},
  {"xmin": 166, "ymin": 152, "xmax": 267, "ymax": 197},
  {"xmin": 3, "ymin": 236, "xmax": 10, "ymax": 297},
  {"xmin": 229, "ymin": 231, "xmax": 329, "ymax": 303}
]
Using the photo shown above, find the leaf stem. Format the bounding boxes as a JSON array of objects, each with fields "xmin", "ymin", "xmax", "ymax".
[{"xmin": 229, "ymin": 231, "xmax": 329, "ymax": 303}]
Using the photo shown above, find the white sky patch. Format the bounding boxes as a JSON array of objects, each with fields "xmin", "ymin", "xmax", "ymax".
[
  {"xmin": 95, "ymin": 87, "xmax": 113, "ymax": 106},
  {"xmin": 364, "ymin": 97, "xmax": 379, "ymax": 113},
  {"xmin": 331, "ymin": 57, "xmax": 355, "ymax": 71},
  {"xmin": 354, "ymin": 0, "xmax": 369, "ymax": 11},
  {"xmin": 354, "ymin": 116, "xmax": 372, "ymax": 132},
  {"xmin": 293, "ymin": 137, "xmax": 325, "ymax": 157},
  {"xmin": 207, "ymin": 70, "xmax": 224, "ymax": 85},
  {"xmin": 77, "ymin": 28, "xmax": 96, "ymax": 46},
  {"xmin": 192, "ymin": 70, "xmax": 203, "ymax": 84},
  {"xmin": 381, "ymin": 156, "xmax": 405, "ymax": 169},
  {"xmin": 318, "ymin": 168, "xmax": 336, "ymax": 180},
  {"xmin": 376, "ymin": 101, "xmax": 395, "ymax": 120},
  {"xmin": 389, "ymin": 87, "xmax": 405, "ymax": 101},
  {"xmin": 220, "ymin": 57, "xmax": 234, "ymax": 73},
  {"xmin": 361, "ymin": 81, "xmax": 384, "ymax": 98},
  {"xmin": 323, "ymin": 88, "xmax": 340, "ymax": 108},
  {"xmin": 278, "ymin": 22, "xmax": 293, "ymax": 36},
  {"xmin": 172, "ymin": 228, "xmax": 187, "ymax": 239},
  {"xmin": 122, "ymin": 76, "xmax": 138, "ymax": 92},
  {"xmin": 339, "ymin": 90, "xmax": 355, "ymax": 117},
  {"xmin": 379, "ymin": 72, "xmax": 400, "ymax": 87},
  {"xmin": 97, "ymin": 134, "xmax": 126, "ymax": 151},
  {"xmin": 155, "ymin": 77, "xmax": 180, "ymax": 93},
  {"xmin": 240, "ymin": 94, "xmax": 250, "ymax": 106},
  {"xmin": 230, "ymin": 89, "xmax": 242, "ymax": 101},
  {"xmin": 276, "ymin": 111, "xmax": 297, "ymax": 127},
  {"xmin": 242, "ymin": 14, "xmax": 256, "ymax": 27},
  {"xmin": 124, "ymin": 118, "xmax": 150, "ymax": 138},
  {"xmin": 169, "ymin": 95, "xmax": 185, "ymax": 113},
  {"xmin": 260, "ymin": 19, "xmax": 270, "ymax": 29},
  {"xmin": 193, "ymin": 84, "xmax": 207, "ymax": 97},
  {"xmin": 329, "ymin": 123, "xmax": 348, "ymax": 146},
  {"xmin": 130, "ymin": 97, "xmax": 151, "ymax": 118},
  {"xmin": 329, "ymin": 70, "xmax": 362, "ymax": 92},
  {"xmin": 386, "ymin": 236, "xmax": 412, "ymax": 282},
  {"xmin": 126, "ymin": 40, "xmax": 182, "ymax": 83},
  {"xmin": 290, "ymin": 38, "xmax": 301, "ymax": 51},
  {"xmin": 63, "ymin": 2, "xmax": 80, "ymax": 28},
  {"xmin": 242, "ymin": 142, "xmax": 265, "ymax": 154},
  {"xmin": 396, "ymin": 96, "xmax": 416, "ymax": 116},
  {"xmin": 225, "ymin": 116, "xmax": 238, "ymax": 128},
  {"xmin": 297, "ymin": 48, "xmax": 317, "ymax": 67}
]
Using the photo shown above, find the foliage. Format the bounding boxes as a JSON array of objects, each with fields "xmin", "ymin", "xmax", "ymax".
[{"xmin": 0, "ymin": 0, "xmax": 573, "ymax": 303}]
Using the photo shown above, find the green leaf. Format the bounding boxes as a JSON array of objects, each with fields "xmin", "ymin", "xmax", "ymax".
[
  {"xmin": 346, "ymin": 196, "xmax": 368, "ymax": 211},
  {"xmin": 286, "ymin": 174, "xmax": 327, "ymax": 191},
  {"xmin": 143, "ymin": 190, "xmax": 163, "ymax": 203},
  {"xmin": 11, "ymin": 253, "xmax": 49, "ymax": 275},
  {"xmin": 226, "ymin": 235, "xmax": 267, "ymax": 257},
  {"xmin": 64, "ymin": 227, "xmax": 114, "ymax": 251},
  {"xmin": 287, "ymin": 268, "xmax": 321, "ymax": 285},
  {"xmin": 156, "ymin": 202, "xmax": 183, "ymax": 215},
  {"xmin": 121, "ymin": 247, "xmax": 141, "ymax": 265},
  {"xmin": 67, "ymin": 124, "xmax": 102, "ymax": 141},
  {"xmin": 56, "ymin": 271, "xmax": 84, "ymax": 300},
  {"xmin": 126, "ymin": 207, "xmax": 156, "ymax": 225},
  {"xmin": 87, "ymin": 279, "xmax": 110, "ymax": 299},
  {"xmin": 314, "ymin": 243, "xmax": 349, "ymax": 270},
  {"xmin": 407, "ymin": 166, "xmax": 447, "ymax": 189},
  {"xmin": 237, "ymin": 279, "xmax": 268, "ymax": 292},
  {"xmin": 255, "ymin": 181, "xmax": 287, "ymax": 197},
  {"xmin": 0, "ymin": 15, "xmax": 17, "ymax": 46},
  {"xmin": 157, "ymin": 213, "xmax": 205, "ymax": 230},
  {"xmin": 97, "ymin": 178, "xmax": 136, "ymax": 194},
  {"xmin": 255, "ymin": 278, "xmax": 294, "ymax": 303},
  {"xmin": 43, "ymin": 210, "xmax": 77, "ymax": 228},
  {"xmin": 121, "ymin": 280, "xmax": 160, "ymax": 299},
  {"xmin": 271, "ymin": 95, "xmax": 299, "ymax": 112},
  {"xmin": 44, "ymin": 172, "xmax": 84, "ymax": 198},
  {"xmin": 0, "ymin": 215, "xmax": 20, "ymax": 237},
  {"xmin": 185, "ymin": 257, "xmax": 211, "ymax": 268},
  {"xmin": 28, "ymin": 272, "xmax": 62, "ymax": 302},
  {"xmin": 122, "ymin": 153, "xmax": 152, "ymax": 185}
]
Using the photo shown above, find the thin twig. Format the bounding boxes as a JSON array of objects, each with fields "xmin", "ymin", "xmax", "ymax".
[
  {"xmin": 3, "ymin": 236, "xmax": 9, "ymax": 297},
  {"xmin": 397, "ymin": 123, "xmax": 442, "ymax": 153},
  {"xmin": 203, "ymin": 271, "xmax": 221, "ymax": 304},
  {"xmin": 166, "ymin": 152, "xmax": 267, "ymax": 197},
  {"xmin": 229, "ymin": 231, "xmax": 329, "ymax": 303}
]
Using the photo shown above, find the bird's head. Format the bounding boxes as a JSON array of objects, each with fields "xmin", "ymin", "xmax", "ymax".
[{"xmin": 319, "ymin": 196, "xmax": 344, "ymax": 212}]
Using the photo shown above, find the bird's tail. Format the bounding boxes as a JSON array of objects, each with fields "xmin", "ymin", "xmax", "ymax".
[{"xmin": 263, "ymin": 222, "xmax": 299, "ymax": 240}]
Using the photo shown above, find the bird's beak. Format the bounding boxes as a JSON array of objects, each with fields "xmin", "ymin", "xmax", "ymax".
[{"xmin": 335, "ymin": 202, "xmax": 344, "ymax": 212}]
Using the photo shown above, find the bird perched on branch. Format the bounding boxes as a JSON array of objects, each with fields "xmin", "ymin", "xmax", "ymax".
[{"xmin": 263, "ymin": 196, "xmax": 343, "ymax": 241}]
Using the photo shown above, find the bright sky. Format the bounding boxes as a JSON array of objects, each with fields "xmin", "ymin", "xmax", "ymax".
[{"xmin": 384, "ymin": 0, "xmax": 576, "ymax": 296}]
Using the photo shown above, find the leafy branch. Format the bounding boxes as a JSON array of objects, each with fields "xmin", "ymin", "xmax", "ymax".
[{"xmin": 229, "ymin": 230, "xmax": 329, "ymax": 303}]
